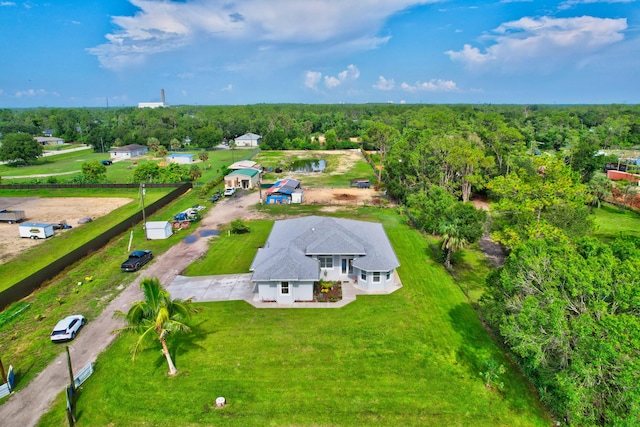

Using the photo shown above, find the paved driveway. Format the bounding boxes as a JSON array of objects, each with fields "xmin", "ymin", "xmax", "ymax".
[{"xmin": 166, "ymin": 273, "xmax": 255, "ymax": 302}]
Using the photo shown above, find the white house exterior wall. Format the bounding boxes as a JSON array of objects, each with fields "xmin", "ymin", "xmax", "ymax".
[
  {"xmin": 257, "ymin": 281, "xmax": 314, "ymax": 303},
  {"xmin": 356, "ymin": 269, "xmax": 395, "ymax": 291}
]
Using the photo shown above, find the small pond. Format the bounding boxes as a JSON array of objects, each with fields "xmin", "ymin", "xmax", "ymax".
[{"xmin": 289, "ymin": 159, "xmax": 326, "ymax": 172}]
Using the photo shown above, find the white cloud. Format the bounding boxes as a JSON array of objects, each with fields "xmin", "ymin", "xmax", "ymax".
[
  {"xmin": 324, "ymin": 76, "xmax": 341, "ymax": 88},
  {"xmin": 307, "ymin": 65, "xmax": 361, "ymax": 90},
  {"xmin": 559, "ymin": 0, "xmax": 635, "ymax": 11},
  {"xmin": 400, "ymin": 79, "xmax": 457, "ymax": 92},
  {"xmin": 222, "ymin": 84, "xmax": 233, "ymax": 91},
  {"xmin": 15, "ymin": 89, "xmax": 59, "ymax": 98},
  {"xmin": 323, "ymin": 64, "xmax": 360, "ymax": 88},
  {"xmin": 304, "ymin": 71, "xmax": 322, "ymax": 90},
  {"xmin": 88, "ymin": 0, "xmax": 439, "ymax": 70},
  {"xmin": 0, "ymin": 2, "xmax": 16, "ymax": 6},
  {"xmin": 373, "ymin": 76, "xmax": 395, "ymax": 90},
  {"xmin": 446, "ymin": 16, "xmax": 627, "ymax": 71}
]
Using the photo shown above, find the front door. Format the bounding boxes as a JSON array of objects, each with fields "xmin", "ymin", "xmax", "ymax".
[{"xmin": 341, "ymin": 258, "xmax": 353, "ymax": 275}]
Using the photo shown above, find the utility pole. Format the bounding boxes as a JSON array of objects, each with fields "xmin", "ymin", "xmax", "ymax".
[{"xmin": 140, "ymin": 183, "xmax": 147, "ymax": 239}]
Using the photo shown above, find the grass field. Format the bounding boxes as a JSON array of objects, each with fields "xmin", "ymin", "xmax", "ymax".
[
  {"xmin": 38, "ymin": 207, "xmax": 550, "ymax": 426},
  {"xmin": 0, "ymin": 147, "xmax": 254, "ymax": 184},
  {"xmin": 0, "ymin": 188, "xmax": 214, "ymax": 392},
  {"xmin": 592, "ymin": 203, "xmax": 640, "ymax": 240}
]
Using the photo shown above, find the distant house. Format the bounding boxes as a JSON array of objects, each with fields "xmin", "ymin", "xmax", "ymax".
[
  {"xmin": 34, "ymin": 136, "xmax": 64, "ymax": 145},
  {"xmin": 250, "ymin": 216, "xmax": 400, "ymax": 303},
  {"xmin": 224, "ymin": 168, "xmax": 261, "ymax": 190},
  {"xmin": 42, "ymin": 129, "xmax": 54, "ymax": 137},
  {"xmin": 265, "ymin": 178, "xmax": 303, "ymax": 205},
  {"xmin": 109, "ymin": 144, "xmax": 148, "ymax": 160},
  {"xmin": 137, "ymin": 102, "xmax": 165, "ymax": 109},
  {"xmin": 166, "ymin": 153, "xmax": 194, "ymax": 164},
  {"xmin": 229, "ymin": 160, "xmax": 261, "ymax": 171},
  {"xmin": 233, "ymin": 133, "xmax": 262, "ymax": 148}
]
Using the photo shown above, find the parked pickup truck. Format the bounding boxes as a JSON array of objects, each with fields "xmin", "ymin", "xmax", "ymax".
[
  {"xmin": 350, "ymin": 179, "xmax": 371, "ymax": 189},
  {"xmin": 0, "ymin": 209, "xmax": 25, "ymax": 224}
]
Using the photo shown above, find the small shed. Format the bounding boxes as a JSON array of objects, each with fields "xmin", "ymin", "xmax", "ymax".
[{"xmin": 145, "ymin": 221, "xmax": 173, "ymax": 240}]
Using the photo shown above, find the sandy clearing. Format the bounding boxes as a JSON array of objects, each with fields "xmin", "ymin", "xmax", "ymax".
[
  {"xmin": 0, "ymin": 197, "xmax": 132, "ymax": 263},
  {"xmin": 302, "ymin": 187, "xmax": 385, "ymax": 206}
]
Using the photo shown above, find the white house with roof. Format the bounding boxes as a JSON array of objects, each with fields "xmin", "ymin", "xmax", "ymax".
[
  {"xmin": 250, "ymin": 216, "xmax": 400, "ymax": 303},
  {"xmin": 166, "ymin": 153, "xmax": 194, "ymax": 164},
  {"xmin": 224, "ymin": 168, "xmax": 261, "ymax": 190},
  {"xmin": 109, "ymin": 144, "xmax": 149, "ymax": 160},
  {"xmin": 34, "ymin": 136, "xmax": 64, "ymax": 145},
  {"xmin": 229, "ymin": 160, "xmax": 261, "ymax": 170},
  {"xmin": 234, "ymin": 133, "xmax": 262, "ymax": 148}
]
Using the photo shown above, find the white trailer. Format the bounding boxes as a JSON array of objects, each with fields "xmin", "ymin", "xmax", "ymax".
[{"xmin": 19, "ymin": 222, "xmax": 55, "ymax": 239}]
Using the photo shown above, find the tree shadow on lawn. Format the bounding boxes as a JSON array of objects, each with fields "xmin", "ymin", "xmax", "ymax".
[
  {"xmin": 448, "ymin": 303, "xmax": 547, "ymax": 417},
  {"xmin": 448, "ymin": 302, "xmax": 490, "ymax": 379},
  {"xmin": 150, "ymin": 320, "xmax": 209, "ymax": 373}
]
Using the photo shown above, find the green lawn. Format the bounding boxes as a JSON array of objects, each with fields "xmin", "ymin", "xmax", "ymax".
[
  {"xmin": 592, "ymin": 203, "xmax": 640, "ymax": 240},
  {"xmin": 38, "ymin": 208, "xmax": 550, "ymax": 426},
  {"xmin": 185, "ymin": 220, "xmax": 274, "ymax": 276}
]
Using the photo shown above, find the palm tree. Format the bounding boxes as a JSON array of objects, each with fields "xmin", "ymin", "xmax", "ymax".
[
  {"xmin": 439, "ymin": 223, "xmax": 469, "ymax": 269},
  {"xmin": 114, "ymin": 277, "xmax": 201, "ymax": 376}
]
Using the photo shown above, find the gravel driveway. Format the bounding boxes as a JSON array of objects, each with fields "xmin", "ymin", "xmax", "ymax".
[{"xmin": 0, "ymin": 191, "xmax": 261, "ymax": 427}]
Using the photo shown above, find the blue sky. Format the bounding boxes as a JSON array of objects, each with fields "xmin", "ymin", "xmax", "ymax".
[{"xmin": 1, "ymin": 0, "xmax": 638, "ymax": 107}]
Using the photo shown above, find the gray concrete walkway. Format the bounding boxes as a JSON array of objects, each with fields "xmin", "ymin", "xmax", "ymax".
[{"xmin": 166, "ymin": 271, "xmax": 403, "ymax": 309}]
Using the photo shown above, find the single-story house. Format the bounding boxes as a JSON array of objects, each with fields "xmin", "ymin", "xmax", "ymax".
[
  {"xmin": 229, "ymin": 160, "xmax": 261, "ymax": 171},
  {"xmin": 167, "ymin": 153, "xmax": 194, "ymax": 164},
  {"xmin": 224, "ymin": 168, "xmax": 261, "ymax": 190},
  {"xmin": 34, "ymin": 136, "xmax": 64, "ymax": 145},
  {"xmin": 265, "ymin": 178, "xmax": 303, "ymax": 205},
  {"xmin": 250, "ymin": 216, "xmax": 400, "ymax": 303},
  {"xmin": 234, "ymin": 133, "xmax": 262, "ymax": 148},
  {"xmin": 109, "ymin": 144, "xmax": 149, "ymax": 160}
]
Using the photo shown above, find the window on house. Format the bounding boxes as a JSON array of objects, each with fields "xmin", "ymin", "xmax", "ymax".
[
  {"xmin": 386, "ymin": 271, "xmax": 392, "ymax": 280},
  {"xmin": 281, "ymin": 282, "xmax": 289, "ymax": 294},
  {"xmin": 318, "ymin": 256, "xmax": 333, "ymax": 268},
  {"xmin": 373, "ymin": 272, "xmax": 381, "ymax": 282},
  {"xmin": 360, "ymin": 271, "xmax": 367, "ymax": 281}
]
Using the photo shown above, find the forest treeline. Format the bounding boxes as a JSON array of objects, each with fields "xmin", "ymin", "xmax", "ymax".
[{"xmin": 1, "ymin": 103, "xmax": 639, "ymax": 425}]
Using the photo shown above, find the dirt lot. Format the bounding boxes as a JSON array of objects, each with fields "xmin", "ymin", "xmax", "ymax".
[
  {"xmin": 0, "ymin": 197, "xmax": 132, "ymax": 263},
  {"xmin": 302, "ymin": 187, "xmax": 385, "ymax": 206}
]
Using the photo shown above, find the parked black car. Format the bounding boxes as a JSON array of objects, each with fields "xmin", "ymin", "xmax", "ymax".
[
  {"xmin": 209, "ymin": 190, "xmax": 222, "ymax": 202},
  {"xmin": 101, "ymin": 160, "xmax": 112, "ymax": 166},
  {"xmin": 121, "ymin": 250, "xmax": 153, "ymax": 272}
]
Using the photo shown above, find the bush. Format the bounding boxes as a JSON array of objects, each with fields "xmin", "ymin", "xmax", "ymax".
[{"xmin": 230, "ymin": 219, "xmax": 250, "ymax": 234}]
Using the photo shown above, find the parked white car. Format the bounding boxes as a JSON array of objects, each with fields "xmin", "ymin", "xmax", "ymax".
[
  {"xmin": 50, "ymin": 315, "xmax": 86, "ymax": 342},
  {"xmin": 223, "ymin": 187, "xmax": 237, "ymax": 196}
]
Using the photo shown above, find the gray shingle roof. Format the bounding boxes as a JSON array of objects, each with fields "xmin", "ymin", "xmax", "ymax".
[{"xmin": 250, "ymin": 216, "xmax": 399, "ymax": 282}]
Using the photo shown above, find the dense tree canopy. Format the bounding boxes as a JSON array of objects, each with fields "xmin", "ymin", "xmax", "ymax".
[
  {"xmin": 481, "ymin": 237, "xmax": 640, "ymax": 426},
  {"xmin": 0, "ymin": 132, "xmax": 43, "ymax": 164}
]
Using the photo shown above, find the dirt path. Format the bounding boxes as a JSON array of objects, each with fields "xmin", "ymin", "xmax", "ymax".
[
  {"xmin": 471, "ymin": 197, "xmax": 506, "ymax": 268},
  {"xmin": 0, "ymin": 192, "xmax": 261, "ymax": 427}
]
